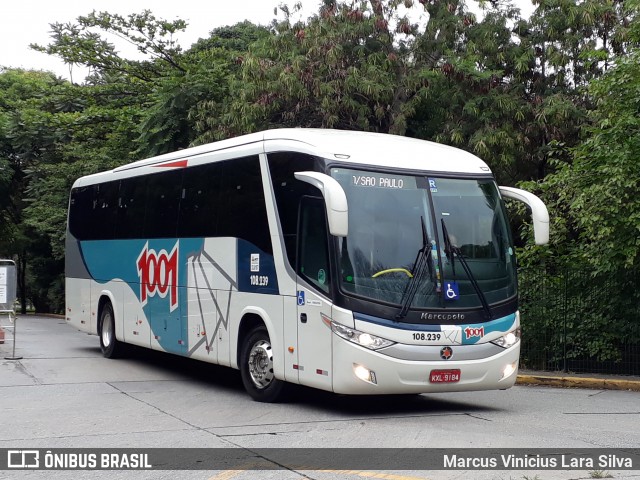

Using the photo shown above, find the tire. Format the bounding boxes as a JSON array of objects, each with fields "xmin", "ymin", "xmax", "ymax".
[
  {"xmin": 99, "ymin": 302, "xmax": 124, "ymax": 358},
  {"xmin": 240, "ymin": 326, "xmax": 287, "ymax": 402}
]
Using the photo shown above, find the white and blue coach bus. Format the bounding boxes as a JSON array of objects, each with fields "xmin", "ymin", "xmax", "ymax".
[{"xmin": 65, "ymin": 129, "xmax": 549, "ymax": 402}]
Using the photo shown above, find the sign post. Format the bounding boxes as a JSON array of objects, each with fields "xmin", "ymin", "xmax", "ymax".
[{"xmin": 0, "ymin": 259, "xmax": 22, "ymax": 360}]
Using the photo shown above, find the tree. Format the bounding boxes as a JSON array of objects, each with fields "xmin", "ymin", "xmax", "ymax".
[
  {"xmin": 197, "ymin": 0, "xmax": 455, "ymax": 142},
  {"xmin": 35, "ymin": 12, "xmax": 266, "ymax": 158},
  {"xmin": 520, "ymin": 0, "xmax": 640, "ymax": 272},
  {"xmin": 138, "ymin": 22, "xmax": 270, "ymax": 157},
  {"xmin": 547, "ymin": 47, "xmax": 640, "ymax": 273},
  {"xmin": 5, "ymin": 1, "xmax": 638, "ymax": 317},
  {"xmin": 32, "ymin": 10, "xmax": 188, "ymax": 82},
  {"xmin": 6, "ymin": 14, "xmax": 270, "ymax": 310},
  {"xmin": 194, "ymin": 0, "xmax": 596, "ymax": 188},
  {"xmin": 0, "ymin": 69, "xmax": 69, "ymax": 312},
  {"xmin": 515, "ymin": 0, "xmax": 640, "ymax": 364}
]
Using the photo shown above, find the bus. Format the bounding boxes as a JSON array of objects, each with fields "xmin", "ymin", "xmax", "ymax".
[{"xmin": 65, "ymin": 128, "xmax": 549, "ymax": 402}]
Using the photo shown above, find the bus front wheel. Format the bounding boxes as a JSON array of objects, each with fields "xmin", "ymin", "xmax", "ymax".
[
  {"xmin": 240, "ymin": 327, "xmax": 287, "ymax": 402},
  {"xmin": 99, "ymin": 302, "xmax": 124, "ymax": 358}
]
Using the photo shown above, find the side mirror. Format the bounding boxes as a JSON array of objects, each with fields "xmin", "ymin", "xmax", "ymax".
[
  {"xmin": 294, "ymin": 171, "xmax": 348, "ymax": 237},
  {"xmin": 499, "ymin": 186, "xmax": 549, "ymax": 245}
]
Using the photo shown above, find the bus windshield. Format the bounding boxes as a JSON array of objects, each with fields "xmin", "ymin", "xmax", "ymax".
[{"xmin": 331, "ymin": 168, "xmax": 517, "ymax": 313}]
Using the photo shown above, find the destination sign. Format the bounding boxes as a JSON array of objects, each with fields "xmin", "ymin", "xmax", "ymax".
[{"xmin": 351, "ymin": 174, "xmax": 414, "ymax": 189}]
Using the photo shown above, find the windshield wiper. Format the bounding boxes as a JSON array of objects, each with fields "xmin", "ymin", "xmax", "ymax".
[
  {"xmin": 396, "ymin": 216, "xmax": 434, "ymax": 320},
  {"xmin": 441, "ymin": 218, "xmax": 492, "ymax": 320},
  {"xmin": 441, "ymin": 217, "xmax": 455, "ymax": 275}
]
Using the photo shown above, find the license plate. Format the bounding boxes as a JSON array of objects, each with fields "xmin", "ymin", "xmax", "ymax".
[{"xmin": 429, "ymin": 369, "xmax": 461, "ymax": 383}]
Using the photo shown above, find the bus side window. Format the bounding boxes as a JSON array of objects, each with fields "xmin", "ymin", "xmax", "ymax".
[
  {"xmin": 297, "ymin": 197, "xmax": 330, "ymax": 294},
  {"xmin": 178, "ymin": 162, "xmax": 221, "ymax": 238},
  {"xmin": 144, "ymin": 170, "xmax": 183, "ymax": 238},
  {"xmin": 69, "ymin": 186, "xmax": 93, "ymax": 240},
  {"xmin": 218, "ymin": 156, "xmax": 272, "ymax": 254},
  {"xmin": 267, "ymin": 152, "xmax": 325, "ymax": 269},
  {"xmin": 117, "ymin": 176, "xmax": 148, "ymax": 239},
  {"xmin": 69, "ymin": 181, "xmax": 118, "ymax": 241},
  {"xmin": 92, "ymin": 181, "xmax": 119, "ymax": 240}
]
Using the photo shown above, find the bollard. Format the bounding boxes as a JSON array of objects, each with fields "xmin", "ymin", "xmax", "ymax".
[{"xmin": 3, "ymin": 312, "xmax": 22, "ymax": 361}]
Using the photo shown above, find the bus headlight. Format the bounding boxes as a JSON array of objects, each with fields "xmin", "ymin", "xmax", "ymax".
[
  {"xmin": 330, "ymin": 322, "xmax": 395, "ymax": 350},
  {"xmin": 491, "ymin": 328, "xmax": 521, "ymax": 349}
]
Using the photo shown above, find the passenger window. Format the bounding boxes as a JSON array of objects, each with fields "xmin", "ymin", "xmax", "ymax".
[
  {"xmin": 144, "ymin": 170, "xmax": 183, "ymax": 238},
  {"xmin": 297, "ymin": 197, "xmax": 331, "ymax": 294},
  {"xmin": 178, "ymin": 162, "xmax": 222, "ymax": 238},
  {"xmin": 69, "ymin": 181, "xmax": 122, "ymax": 240},
  {"xmin": 91, "ymin": 181, "xmax": 119, "ymax": 240},
  {"xmin": 117, "ymin": 176, "xmax": 147, "ymax": 239},
  {"xmin": 218, "ymin": 156, "xmax": 272, "ymax": 254},
  {"xmin": 69, "ymin": 186, "xmax": 93, "ymax": 240}
]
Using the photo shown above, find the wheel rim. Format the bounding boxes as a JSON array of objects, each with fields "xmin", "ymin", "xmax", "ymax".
[
  {"xmin": 101, "ymin": 311, "xmax": 113, "ymax": 348},
  {"xmin": 247, "ymin": 339, "xmax": 274, "ymax": 389}
]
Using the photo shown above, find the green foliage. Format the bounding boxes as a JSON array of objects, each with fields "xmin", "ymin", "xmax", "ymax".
[
  {"xmin": 518, "ymin": 1, "xmax": 640, "ymax": 367},
  {"xmin": 136, "ymin": 24, "xmax": 268, "ymax": 156},
  {"xmin": 190, "ymin": 21, "xmax": 270, "ymax": 53},
  {"xmin": 1, "ymin": 0, "xmax": 639, "ymax": 348},
  {"xmin": 566, "ymin": 50, "xmax": 640, "ymax": 273},
  {"xmin": 530, "ymin": 0, "xmax": 640, "ymax": 275},
  {"xmin": 197, "ymin": 0, "xmax": 448, "ymax": 141},
  {"xmin": 1, "ymin": 16, "xmax": 270, "ymax": 311},
  {"xmin": 0, "ymin": 69, "xmax": 70, "ymax": 312},
  {"xmin": 31, "ymin": 10, "xmax": 188, "ymax": 80}
]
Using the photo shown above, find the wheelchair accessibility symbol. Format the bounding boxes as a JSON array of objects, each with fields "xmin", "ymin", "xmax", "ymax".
[
  {"xmin": 297, "ymin": 290, "xmax": 305, "ymax": 306},
  {"xmin": 444, "ymin": 282, "xmax": 459, "ymax": 301}
]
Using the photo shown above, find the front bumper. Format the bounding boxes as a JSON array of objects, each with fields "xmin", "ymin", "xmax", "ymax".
[{"xmin": 332, "ymin": 335, "xmax": 520, "ymax": 394}]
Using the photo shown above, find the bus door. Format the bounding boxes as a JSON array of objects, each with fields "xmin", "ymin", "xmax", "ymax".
[{"xmin": 295, "ymin": 197, "xmax": 333, "ymax": 391}]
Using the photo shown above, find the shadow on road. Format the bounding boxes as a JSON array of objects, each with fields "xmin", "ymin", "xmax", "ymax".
[
  {"xmin": 289, "ymin": 386, "xmax": 502, "ymax": 416},
  {"xmin": 102, "ymin": 345, "xmax": 503, "ymax": 417}
]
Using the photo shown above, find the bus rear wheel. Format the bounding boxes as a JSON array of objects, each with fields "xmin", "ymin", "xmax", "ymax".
[
  {"xmin": 240, "ymin": 326, "xmax": 287, "ymax": 402},
  {"xmin": 99, "ymin": 302, "xmax": 124, "ymax": 358}
]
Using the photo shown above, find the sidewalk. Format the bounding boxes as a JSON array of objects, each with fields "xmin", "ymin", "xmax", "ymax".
[{"xmin": 517, "ymin": 370, "xmax": 640, "ymax": 392}]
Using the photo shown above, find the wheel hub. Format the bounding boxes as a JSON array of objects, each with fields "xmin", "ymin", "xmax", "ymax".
[
  {"xmin": 248, "ymin": 340, "xmax": 274, "ymax": 389},
  {"xmin": 101, "ymin": 313, "xmax": 113, "ymax": 347}
]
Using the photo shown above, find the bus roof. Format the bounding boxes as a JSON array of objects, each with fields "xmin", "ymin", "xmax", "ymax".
[
  {"xmin": 74, "ymin": 129, "xmax": 491, "ymax": 187},
  {"xmin": 263, "ymin": 128, "xmax": 490, "ymax": 174}
]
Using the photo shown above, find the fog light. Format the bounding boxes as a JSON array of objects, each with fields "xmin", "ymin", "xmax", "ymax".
[
  {"xmin": 353, "ymin": 364, "xmax": 377, "ymax": 384},
  {"xmin": 502, "ymin": 362, "xmax": 518, "ymax": 379}
]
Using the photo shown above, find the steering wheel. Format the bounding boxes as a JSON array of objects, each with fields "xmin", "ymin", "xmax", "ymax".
[{"xmin": 372, "ymin": 268, "xmax": 413, "ymax": 278}]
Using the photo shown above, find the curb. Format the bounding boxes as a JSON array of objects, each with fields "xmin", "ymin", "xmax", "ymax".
[{"xmin": 517, "ymin": 374, "xmax": 640, "ymax": 392}]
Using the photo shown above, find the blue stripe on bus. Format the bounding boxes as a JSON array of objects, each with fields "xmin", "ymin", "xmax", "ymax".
[
  {"xmin": 79, "ymin": 237, "xmax": 279, "ymax": 354},
  {"xmin": 81, "ymin": 238, "xmax": 204, "ymax": 354},
  {"xmin": 354, "ymin": 311, "xmax": 517, "ymax": 344}
]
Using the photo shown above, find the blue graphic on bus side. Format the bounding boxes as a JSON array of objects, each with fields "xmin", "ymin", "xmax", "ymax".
[
  {"xmin": 81, "ymin": 238, "xmax": 204, "ymax": 355},
  {"xmin": 79, "ymin": 237, "xmax": 278, "ymax": 355},
  {"xmin": 297, "ymin": 290, "xmax": 305, "ymax": 306},
  {"xmin": 236, "ymin": 239, "xmax": 279, "ymax": 295}
]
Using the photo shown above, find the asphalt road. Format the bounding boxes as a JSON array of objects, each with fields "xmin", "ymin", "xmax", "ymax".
[{"xmin": 1, "ymin": 315, "xmax": 639, "ymax": 480}]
